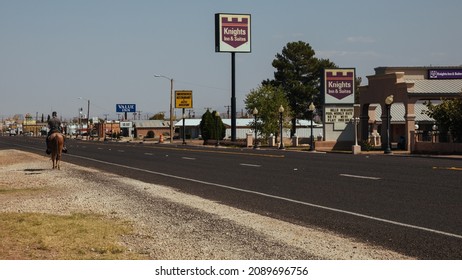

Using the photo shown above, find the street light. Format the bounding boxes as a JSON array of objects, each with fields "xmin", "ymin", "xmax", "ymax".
[
  {"xmin": 154, "ymin": 74, "xmax": 174, "ymax": 144},
  {"xmin": 78, "ymin": 97, "xmax": 90, "ymax": 140},
  {"xmin": 384, "ymin": 94, "xmax": 394, "ymax": 154},
  {"xmin": 308, "ymin": 102, "xmax": 315, "ymax": 151},
  {"xmin": 278, "ymin": 105, "xmax": 285, "ymax": 149},
  {"xmin": 252, "ymin": 107, "xmax": 259, "ymax": 149},
  {"xmin": 215, "ymin": 111, "xmax": 220, "ymax": 147}
]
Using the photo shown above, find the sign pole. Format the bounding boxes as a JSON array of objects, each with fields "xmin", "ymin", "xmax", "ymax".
[
  {"xmin": 231, "ymin": 52, "xmax": 236, "ymax": 142},
  {"xmin": 182, "ymin": 108, "xmax": 186, "ymax": 145},
  {"xmin": 174, "ymin": 90, "xmax": 193, "ymax": 145},
  {"xmin": 215, "ymin": 13, "xmax": 251, "ymax": 142}
]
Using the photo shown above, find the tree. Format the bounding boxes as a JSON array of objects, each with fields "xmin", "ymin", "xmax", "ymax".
[
  {"xmin": 355, "ymin": 77, "xmax": 362, "ymax": 104},
  {"xmin": 266, "ymin": 41, "xmax": 337, "ymax": 136},
  {"xmin": 199, "ymin": 110, "xmax": 225, "ymax": 144},
  {"xmin": 426, "ymin": 98, "xmax": 462, "ymax": 142},
  {"xmin": 244, "ymin": 84, "xmax": 290, "ymax": 140},
  {"xmin": 150, "ymin": 112, "xmax": 165, "ymax": 120}
]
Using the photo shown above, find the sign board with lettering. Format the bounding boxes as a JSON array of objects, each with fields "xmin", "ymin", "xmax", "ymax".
[
  {"xmin": 120, "ymin": 121, "xmax": 132, "ymax": 128},
  {"xmin": 175, "ymin": 90, "xmax": 193, "ymax": 108},
  {"xmin": 324, "ymin": 106, "xmax": 354, "ymax": 130},
  {"xmin": 428, "ymin": 69, "xmax": 462, "ymax": 79},
  {"xmin": 116, "ymin": 104, "xmax": 136, "ymax": 113},
  {"xmin": 215, "ymin": 13, "xmax": 251, "ymax": 53},
  {"xmin": 324, "ymin": 69, "xmax": 355, "ymax": 105}
]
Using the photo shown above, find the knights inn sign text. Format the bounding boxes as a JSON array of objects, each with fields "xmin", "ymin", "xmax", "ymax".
[{"xmin": 215, "ymin": 13, "xmax": 251, "ymax": 53}]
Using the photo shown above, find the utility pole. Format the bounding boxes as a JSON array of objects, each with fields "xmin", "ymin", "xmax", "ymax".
[{"xmin": 224, "ymin": 105, "xmax": 230, "ymax": 119}]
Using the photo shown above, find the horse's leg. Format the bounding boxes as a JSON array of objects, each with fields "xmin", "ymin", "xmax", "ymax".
[
  {"xmin": 57, "ymin": 152, "xmax": 61, "ymax": 170},
  {"xmin": 52, "ymin": 144, "xmax": 57, "ymax": 169},
  {"xmin": 57, "ymin": 135, "xmax": 63, "ymax": 170}
]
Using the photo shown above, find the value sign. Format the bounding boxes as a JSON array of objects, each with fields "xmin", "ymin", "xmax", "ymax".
[
  {"xmin": 116, "ymin": 104, "xmax": 136, "ymax": 113},
  {"xmin": 175, "ymin": 90, "xmax": 193, "ymax": 108}
]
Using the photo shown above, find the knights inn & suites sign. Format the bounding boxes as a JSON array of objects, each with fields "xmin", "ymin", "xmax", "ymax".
[
  {"xmin": 215, "ymin": 13, "xmax": 251, "ymax": 53},
  {"xmin": 428, "ymin": 69, "xmax": 462, "ymax": 79},
  {"xmin": 324, "ymin": 69, "xmax": 355, "ymax": 105},
  {"xmin": 116, "ymin": 104, "xmax": 136, "ymax": 113}
]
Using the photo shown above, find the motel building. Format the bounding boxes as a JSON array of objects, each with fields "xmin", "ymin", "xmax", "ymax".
[{"xmin": 359, "ymin": 66, "xmax": 462, "ymax": 153}]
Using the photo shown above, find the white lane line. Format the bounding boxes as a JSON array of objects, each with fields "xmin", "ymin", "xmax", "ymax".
[
  {"xmin": 182, "ymin": 157, "xmax": 196, "ymax": 160},
  {"xmin": 240, "ymin": 163, "xmax": 262, "ymax": 168},
  {"xmin": 144, "ymin": 153, "xmax": 153, "ymax": 156},
  {"xmin": 340, "ymin": 174, "xmax": 381, "ymax": 180},
  {"xmin": 65, "ymin": 153, "xmax": 462, "ymax": 240}
]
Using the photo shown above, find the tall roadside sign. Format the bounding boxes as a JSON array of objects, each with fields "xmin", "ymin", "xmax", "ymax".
[
  {"xmin": 175, "ymin": 90, "xmax": 193, "ymax": 145},
  {"xmin": 215, "ymin": 13, "xmax": 251, "ymax": 142},
  {"xmin": 116, "ymin": 104, "xmax": 136, "ymax": 120},
  {"xmin": 323, "ymin": 69, "xmax": 356, "ymax": 142}
]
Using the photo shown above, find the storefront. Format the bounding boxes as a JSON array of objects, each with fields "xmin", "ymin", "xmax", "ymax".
[{"xmin": 359, "ymin": 66, "xmax": 462, "ymax": 151}]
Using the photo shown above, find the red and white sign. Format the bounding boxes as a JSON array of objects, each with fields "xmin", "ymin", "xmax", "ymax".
[
  {"xmin": 324, "ymin": 69, "xmax": 355, "ymax": 104},
  {"xmin": 215, "ymin": 13, "xmax": 251, "ymax": 53}
]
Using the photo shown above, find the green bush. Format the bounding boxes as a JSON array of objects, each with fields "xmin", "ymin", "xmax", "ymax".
[
  {"xmin": 360, "ymin": 140, "xmax": 374, "ymax": 151},
  {"xmin": 200, "ymin": 110, "xmax": 226, "ymax": 144}
]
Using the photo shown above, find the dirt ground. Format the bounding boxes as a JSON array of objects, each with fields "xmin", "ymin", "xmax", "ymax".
[{"xmin": 0, "ymin": 149, "xmax": 412, "ymax": 259}]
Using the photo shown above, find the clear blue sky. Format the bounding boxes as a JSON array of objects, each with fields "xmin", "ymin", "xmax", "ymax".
[{"xmin": 1, "ymin": 0, "xmax": 461, "ymax": 120}]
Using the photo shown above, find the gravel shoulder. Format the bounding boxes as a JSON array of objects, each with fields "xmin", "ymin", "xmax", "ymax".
[{"xmin": 0, "ymin": 149, "xmax": 412, "ymax": 259}]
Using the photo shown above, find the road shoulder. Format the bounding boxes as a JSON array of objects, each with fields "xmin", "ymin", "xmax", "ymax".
[{"xmin": 0, "ymin": 149, "xmax": 411, "ymax": 259}]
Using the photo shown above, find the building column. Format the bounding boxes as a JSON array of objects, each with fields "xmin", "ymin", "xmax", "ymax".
[
  {"xmin": 359, "ymin": 104, "xmax": 370, "ymax": 143},
  {"xmin": 404, "ymin": 102, "xmax": 416, "ymax": 152},
  {"xmin": 380, "ymin": 104, "xmax": 389, "ymax": 150}
]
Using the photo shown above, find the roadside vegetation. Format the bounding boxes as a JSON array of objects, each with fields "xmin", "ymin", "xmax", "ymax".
[
  {"xmin": 0, "ymin": 167, "xmax": 145, "ymax": 260},
  {"xmin": 425, "ymin": 98, "xmax": 462, "ymax": 142},
  {"xmin": 0, "ymin": 212, "xmax": 144, "ymax": 260}
]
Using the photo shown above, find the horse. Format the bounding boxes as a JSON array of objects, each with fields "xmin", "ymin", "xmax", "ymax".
[{"xmin": 49, "ymin": 132, "xmax": 64, "ymax": 169}]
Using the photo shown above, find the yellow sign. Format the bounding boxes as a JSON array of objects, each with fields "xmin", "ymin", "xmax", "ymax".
[{"xmin": 175, "ymin": 90, "xmax": 193, "ymax": 108}]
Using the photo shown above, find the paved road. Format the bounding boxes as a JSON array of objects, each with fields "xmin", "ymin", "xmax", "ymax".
[{"xmin": 2, "ymin": 136, "xmax": 462, "ymax": 259}]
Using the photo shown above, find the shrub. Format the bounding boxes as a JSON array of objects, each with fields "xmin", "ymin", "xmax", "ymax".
[{"xmin": 360, "ymin": 140, "xmax": 374, "ymax": 151}]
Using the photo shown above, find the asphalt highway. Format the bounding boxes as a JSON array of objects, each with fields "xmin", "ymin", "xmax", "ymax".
[{"xmin": 2, "ymin": 135, "xmax": 462, "ymax": 259}]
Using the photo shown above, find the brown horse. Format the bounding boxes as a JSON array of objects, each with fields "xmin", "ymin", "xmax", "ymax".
[{"xmin": 49, "ymin": 132, "xmax": 64, "ymax": 169}]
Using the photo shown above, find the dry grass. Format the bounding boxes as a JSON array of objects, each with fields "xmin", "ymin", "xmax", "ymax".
[
  {"xmin": 0, "ymin": 149, "xmax": 147, "ymax": 260},
  {"xmin": 0, "ymin": 212, "xmax": 144, "ymax": 260}
]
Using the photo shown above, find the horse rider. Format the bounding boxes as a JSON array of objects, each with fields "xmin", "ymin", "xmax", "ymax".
[{"xmin": 46, "ymin": 111, "xmax": 68, "ymax": 154}]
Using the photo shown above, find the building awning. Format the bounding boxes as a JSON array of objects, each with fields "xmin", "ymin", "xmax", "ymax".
[
  {"xmin": 407, "ymin": 79, "xmax": 462, "ymax": 96},
  {"xmin": 373, "ymin": 102, "xmax": 435, "ymax": 123}
]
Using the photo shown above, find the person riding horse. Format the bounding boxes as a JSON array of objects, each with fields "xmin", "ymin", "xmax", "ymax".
[{"xmin": 46, "ymin": 112, "xmax": 67, "ymax": 154}]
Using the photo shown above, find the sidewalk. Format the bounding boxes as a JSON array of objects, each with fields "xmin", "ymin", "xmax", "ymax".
[{"xmin": 91, "ymin": 136, "xmax": 462, "ymax": 160}]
